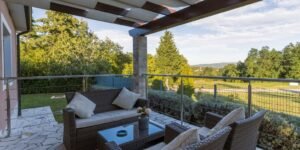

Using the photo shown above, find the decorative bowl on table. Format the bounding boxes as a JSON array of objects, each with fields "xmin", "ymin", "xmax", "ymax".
[{"xmin": 116, "ymin": 130, "xmax": 127, "ymax": 137}]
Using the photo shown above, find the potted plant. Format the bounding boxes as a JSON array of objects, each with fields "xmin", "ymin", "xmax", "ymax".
[{"xmin": 137, "ymin": 107, "xmax": 152, "ymax": 130}]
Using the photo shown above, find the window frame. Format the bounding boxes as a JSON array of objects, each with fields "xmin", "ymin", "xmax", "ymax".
[{"xmin": 1, "ymin": 13, "xmax": 13, "ymax": 91}]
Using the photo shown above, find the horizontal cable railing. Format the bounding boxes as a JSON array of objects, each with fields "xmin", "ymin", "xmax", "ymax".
[
  {"xmin": 144, "ymin": 74, "xmax": 300, "ymax": 149},
  {"xmin": 0, "ymin": 74, "xmax": 132, "ymax": 138},
  {"xmin": 1, "ymin": 74, "xmax": 299, "ymax": 149},
  {"xmin": 144, "ymin": 73, "xmax": 300, "ymax": 117}
]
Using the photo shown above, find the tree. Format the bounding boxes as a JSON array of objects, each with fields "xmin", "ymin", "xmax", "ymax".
[
  {"xmin": 243, "ymin": 47, "xmax": 282, "ymax": 78},
  {"xmin": 122, "ymin": 54, "xmax": 156, "ymax": 74},
  {"xmin": 154, "ymin": 31, "xmax": 194, "ymax": 91},
  {"xmin": 282, "ymin": 43, "xmax": 300, "ymax": 78},
  {"xmin": 236, "ymin": 61, "xmax": 246, "ymax": 77},
  {"xmin": 155, "ymin": 31, "xmax": 184, "ymax": 75},
  {"xmin": 244, "ymin": 48, "xmax": 258, "ymax": 77},
  {"xmin": 254, "ymin": 47, "xmax": 282, "ymax": 78},
  {"xmin": 197, "ymin": 67, "xmax": 220, "ymax": 76},
  {"xmin": 21, "ymin": 11, "xmax": 129, "ymax": 76},
  {"xmin": 222, "ymin": 64, "xmax": 239, "ymax": 77}
]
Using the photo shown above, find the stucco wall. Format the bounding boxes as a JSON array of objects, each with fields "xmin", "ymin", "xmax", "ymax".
[{"xmin": 0, "ymin": 0, "xmax": 18, "ymax": 137}]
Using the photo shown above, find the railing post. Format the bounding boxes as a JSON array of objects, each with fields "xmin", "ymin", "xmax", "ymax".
[
  {"xmin": 5, "ymin": 79, "xmax": 11, "ymax": 138},
  {"xmin": 145, "ymin": 75, "xmax": 148, "ymax": 99},
  {"xmin": 248, "ymin": 81, "xmax": 252, "ymax": 117},
  {"xmin": 85, "ymin": 77, "xmax": 89, "ymax": 91},
  {"xmin": 214, "ymin": 82, "xmax": 217, "ymax": 100},
  {"xmin": 82, "ymin": 77, "xmax": 87, "ymax": 92},
  {"xmin": 160, "ymin": 80, "xmax": 163, "ymax": 91},
  {"xmin": 112, "ymin": 76, "xmax": 115, "ymax": 88},
  {"xmin": 180, "ymin": 77, "xmax": 184, "ymax": 126}
]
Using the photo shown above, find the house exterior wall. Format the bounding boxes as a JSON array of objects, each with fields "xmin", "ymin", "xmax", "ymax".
[{"xmin": 0, "ymin": 0, "xmax": 18, "ymax": 137}]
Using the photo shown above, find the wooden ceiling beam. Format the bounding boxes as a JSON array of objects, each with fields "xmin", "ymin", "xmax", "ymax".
[
  {"xmin": 141, "ymin": 2, "xmax": 175, "ymax": 15},
  {"xmin": 130, "ymin": 0, "xmax": 261, "ymax": 36},
  {"xmin": 95, "ymin": 2, "xmax": 129, "ymax": 16},
  {"xmin": 50, "ymin": 2, "xmax": 87, "ymax": 17},
  {"xmin": 50, "ymin": 2, "xmax": 138, "ymax": 27}
]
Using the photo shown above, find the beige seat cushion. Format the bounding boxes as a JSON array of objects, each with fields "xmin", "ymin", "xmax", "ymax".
[
  {"xmin": 112, "ymin": 87, "xmax": 140, "ymax": 109},
  {"xmin": 162, "ymin": 128, "xmax": 200, "ymax": 150},
  {"xmin": 144, "ymin": 142, "xmax": 166, "ymax": 150},
  {"xmin": 66, "ymin": 92, "xmax": 96, "ymax": 118},
  {"xmin": 198, "ymin": 127, "xmax": 210, "ymax": 139},
  {"xmin": 76, "ymin": 109, "xmax": 139, "ymax": 128},
  {"xmin": 208, "ymin": 107, "xmax": 245, "ymax": 136}
]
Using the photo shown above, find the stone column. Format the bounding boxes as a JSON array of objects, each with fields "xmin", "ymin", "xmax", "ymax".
[{"xmin": 132, "ymin": 36, "xmax": 147, "ymax": 98}]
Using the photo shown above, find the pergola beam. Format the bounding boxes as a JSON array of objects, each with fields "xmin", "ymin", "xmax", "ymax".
[{"xmin": 130, "ymin": 0, "xmax": 261, "ymax": 36}]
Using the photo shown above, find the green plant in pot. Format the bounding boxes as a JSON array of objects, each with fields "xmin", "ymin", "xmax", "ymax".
[{"xmin": 137, "ymin": 107, "xmax": 152, "ymax": 130}]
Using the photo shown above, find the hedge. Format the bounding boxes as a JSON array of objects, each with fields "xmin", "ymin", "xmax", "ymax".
[{"xmin": 148, "ymin": 89, "xmax": 300, "ymax": 150}]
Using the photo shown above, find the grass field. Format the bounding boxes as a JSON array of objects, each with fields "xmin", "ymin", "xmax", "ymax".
[
  {"xmin": 21, "ymin": 93, "xmax": 67, "ymax": 123},
  {"xmin": 193, "ymin": 79, "xmax": 300, "ymax": 117}
]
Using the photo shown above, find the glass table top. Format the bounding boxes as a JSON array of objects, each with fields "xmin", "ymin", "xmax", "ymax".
[{"xmin": 98, "ymin": 121, "xmax": 164, "ymax": 145}]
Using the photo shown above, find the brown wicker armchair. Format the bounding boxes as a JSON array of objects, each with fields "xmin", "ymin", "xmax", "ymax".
[
  {"xmin": 63, "ymin": 89, "xmax": 148, "ymax": 150},
  {"xmin": 204, "ymin": 110, "xmax": 267, "ymax": 150},
  {"xmin": 104, "ymin": 122, "xmax": 232, "ymax": 150}
]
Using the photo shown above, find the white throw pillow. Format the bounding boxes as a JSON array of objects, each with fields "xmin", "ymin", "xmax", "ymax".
[
  {"xmin": 66, "ymin": 92, "xmax": 96, "ymax": 118},
  {"xmin": 207, "ymin": 107, "xmax": 245, "ymax": 136},
  {"xmin": 162, "ymin": 128, "xmax": 200, "ymax": 150},
  {"xmin": 112, "ymin": 87, "xmax": 140, "ymax": 110}
]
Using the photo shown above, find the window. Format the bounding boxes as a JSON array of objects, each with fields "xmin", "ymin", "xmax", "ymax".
[
  {"xmin": 3, "ymin": 24, "xmax": 12, "ymax": 78},
  {"xmin": 1, "ymin": 14, "xmax": 13, "ymax": 90}
]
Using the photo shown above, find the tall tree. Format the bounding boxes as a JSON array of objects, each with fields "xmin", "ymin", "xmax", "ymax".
[
  {"xmin": 154, "ymin": 31, "xmax": 194, "ymax": 91},
  {"xmin": 244, "ymin": 48, "xmax": 258, "ymax": 77},
  {"xmin": 243, "ymin": 47, "xmax": 282, "ymax": 78},
  {"xmin": 21, "ymin": 11, "xmax": 130, "ymax": 76},
  {"xmin": 282, "ymin": 43, "xmax": 300, "ymax": 78},
  {"xmin": 222, "ymin": 64, "xmax": 240, "ymax": 77}
]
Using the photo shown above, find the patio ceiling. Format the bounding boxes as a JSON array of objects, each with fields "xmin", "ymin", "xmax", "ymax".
[{"xmin": 5, "ymin": 0, "xmax": 260, "ymax": 36}]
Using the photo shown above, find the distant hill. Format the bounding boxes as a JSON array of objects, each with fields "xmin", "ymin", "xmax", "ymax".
[{"xmin": 192, "ymin": 62, "xmax": 236, "ymax": 68}]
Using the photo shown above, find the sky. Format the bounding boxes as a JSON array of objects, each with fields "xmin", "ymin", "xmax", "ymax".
[{"xmin": 32, "ymin": 0, "xmax": 300, "ymax": 65}]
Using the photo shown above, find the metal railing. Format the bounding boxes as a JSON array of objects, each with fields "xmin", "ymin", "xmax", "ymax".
[
  {"xmin": 0, "ymin": 74, "xmax": 132, "ymax": 138},
  {"xmin": 144, "ymin": 74, "xmax": 300, "ymax": 124},
  {"xmin": 1, "ymin": 73, "xmax": 300, "ymax": 139}
]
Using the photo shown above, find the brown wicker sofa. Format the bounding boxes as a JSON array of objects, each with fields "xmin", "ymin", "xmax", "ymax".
[
  {"xmin": 204, "ymin": 110, "xmax": 267, "ymax": 150},
  {"xmin": 104, "ymin": 122, "xmax": 232, "ymax": 150},
  {"xmin": 63, "ymin": 88, "xmax": 148, "ymax": 150}
]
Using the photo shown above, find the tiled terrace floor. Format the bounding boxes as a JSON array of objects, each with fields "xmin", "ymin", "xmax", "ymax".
[{"xmin": 0, "ymin": 107, "xmax": 197, "ymax": 150}]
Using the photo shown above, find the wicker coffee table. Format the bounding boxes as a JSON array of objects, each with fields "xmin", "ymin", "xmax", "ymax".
[{"xmin": 97, "ymin": 121, "xmax": 164, "ymax": 150}]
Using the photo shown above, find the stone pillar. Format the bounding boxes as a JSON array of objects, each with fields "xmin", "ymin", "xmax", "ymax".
[{"xmin": 133, "ymin": 36, "xmax": 147, "ymax": 98}]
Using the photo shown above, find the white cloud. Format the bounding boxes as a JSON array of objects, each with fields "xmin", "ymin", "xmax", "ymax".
[
  {"xmin": 93, "ymin": 0, "xmax": 300, "ymax": 65},
  {"xmin": 168, "ymin": 0, "xmax": 300, "ymax": 64}
]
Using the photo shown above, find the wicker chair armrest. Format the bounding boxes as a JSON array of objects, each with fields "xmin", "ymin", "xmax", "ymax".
[
  {"xmin": 204, "ymin": 112, "xmax": 223, "ymax": 129},
  {"xmin": 164, "ymin": 122, "xmax": 189, "ymax": 144},
  {"xmin": 63, "ymin": 108, "xmax": 76, "ymax": 135},
  {"xmin": 63, "ymin": 108, "xmax": 76, "ymax": 150},
  {"xmin": 104, "ymin": 141, "xmax": 122, "ymax": 150},
  {"xmin": 136, "ymin": 98, "xmax": 149, "ymax": 107}
]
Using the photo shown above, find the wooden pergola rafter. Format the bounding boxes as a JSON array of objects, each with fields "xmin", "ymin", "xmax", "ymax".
[
  {"xmin": 6, "ymin": 0, "xmax": 260, "ymax": 35},
  {"xmin": 5, "ymin": 0, "xmax": 261, "ymax": 96}
]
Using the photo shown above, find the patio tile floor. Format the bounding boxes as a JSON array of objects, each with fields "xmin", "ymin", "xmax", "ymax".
[{"xmin": 0, "ymin": 107, "xmax": 197, "ymax": 150}]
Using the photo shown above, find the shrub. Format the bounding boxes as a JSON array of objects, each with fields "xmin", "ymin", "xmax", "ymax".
[
  {"xmin": 176, "ymin": 84, "xmax": 195, "ymax": 97},
  {"xmin": 148, "ymin": 89, "xmax": 194, "ymax": 121},
  {"xmin": 192, "ymin": 97, "xmax": 245, "ymax": 124},
  {"xmin": 258, "ymin": 112, "xmax": 300, "ymax": 150},
  {"xmin": 148, "ymin": 91, "xmax": 300, "ymax": 150},
  {"xmin": 150, "ymin": 79, "xmax": 166, "ymax": 91}
]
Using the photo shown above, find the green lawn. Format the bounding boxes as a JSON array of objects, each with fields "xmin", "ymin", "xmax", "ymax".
[
  {"xmin": 21, "ymin": 93, "xmax": 67, "ymax": 123},
  {"xmin": 194, "ymin": 79, "xmax": 294, "ymax": 89}
]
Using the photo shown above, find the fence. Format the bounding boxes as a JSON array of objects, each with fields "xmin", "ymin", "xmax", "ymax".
[
  {"xmin": 144, "ymin": 74, "xmax": 300, "ymax": 119},
  {"xmin": 1, "ymin": 74, "xmax": 299, "ymax": 149}
]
